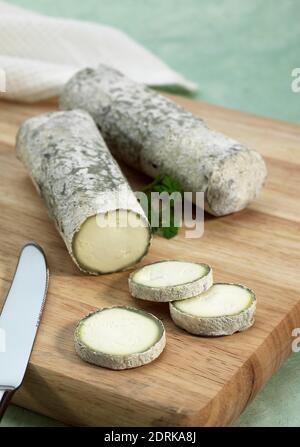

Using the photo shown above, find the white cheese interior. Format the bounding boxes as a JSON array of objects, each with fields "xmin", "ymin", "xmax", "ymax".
[
  {"xmin": 73, "ymin": 210, "xmax": 150, "ymax": 273},
  {"xmin": 132, "ymin": 261, "xmax": 207, "ymax": 288},
  {"xmin": 174, "ymin": 283, "xmax": 252, "ymax": 317},
  {"xmin": 79, "ymin": 308, "xmax": 161, "ymax": 355}
]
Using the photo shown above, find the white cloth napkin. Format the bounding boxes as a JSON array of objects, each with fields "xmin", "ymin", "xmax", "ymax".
[{"xmin": 0, "ymin": 1, "xmax": 197, "ymax": 102}]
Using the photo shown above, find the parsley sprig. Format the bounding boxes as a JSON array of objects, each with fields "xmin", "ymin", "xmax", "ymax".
[{"xmin": 142, "ymin": 175, "xmax": 183, "ymax": 239}]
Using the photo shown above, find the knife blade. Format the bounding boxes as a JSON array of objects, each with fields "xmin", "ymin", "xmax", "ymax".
[{"xmin": 0, "ymin": 242, "xmax": 48, "ymax": 420}]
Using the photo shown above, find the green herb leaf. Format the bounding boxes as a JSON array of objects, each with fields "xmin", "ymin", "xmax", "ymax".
[
  {"xmin": 158, "ymin": 226, "xmax": 179, "ymax": 239},
  {"xmin": 141, "ymin": 174, "xmax": 183, "ymax": 239}
]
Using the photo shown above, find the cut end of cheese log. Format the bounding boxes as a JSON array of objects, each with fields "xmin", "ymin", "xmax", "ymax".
[
  {"xmin": 74, "ymin": 306, "xmax": 166, "ymax": 370},
  {"xmin": 170, "ymin": 283, "xmax": 256, "ymax": 336},
  {"xmin": 129, "ymin": 260, "xmax": 213, "ymax": 302},
  {"xmin": 73, "ymin": 211, "xmax": 150, "ymax": 274}
]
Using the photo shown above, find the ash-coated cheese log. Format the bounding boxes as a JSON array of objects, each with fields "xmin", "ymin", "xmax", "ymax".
[
  {"xmin": 60, "ymin": 65, "xmax": 267, "ymax": 216},
  {"xmin": 16, "ymin": 109, "xmax": 151, "ymax": 274}
]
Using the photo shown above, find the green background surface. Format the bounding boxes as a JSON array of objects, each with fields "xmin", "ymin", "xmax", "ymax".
[{"xmin": 1, "ymin": 0, "xmax": 300, "ymax": 427}]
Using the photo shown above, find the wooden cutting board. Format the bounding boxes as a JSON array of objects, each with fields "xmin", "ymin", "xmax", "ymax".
[{"xmin": 0, "ymin": 95, "xmax": 299, "ymax": 427}]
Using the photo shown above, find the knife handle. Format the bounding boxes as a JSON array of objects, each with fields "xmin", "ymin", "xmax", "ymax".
[{"xmin": 0, "ymin": 389, "xmax": 15, "ymax": 421}]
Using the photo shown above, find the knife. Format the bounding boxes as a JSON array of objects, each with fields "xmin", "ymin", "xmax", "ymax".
[{"xmin": 0, "ymin": 242, "xmax": 48, "ymax": 420}]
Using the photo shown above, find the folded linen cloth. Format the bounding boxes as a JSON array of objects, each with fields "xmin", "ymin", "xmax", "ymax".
[{"xmin": 0, "ymin": 1, "xmax": 197, "ymax": 102}]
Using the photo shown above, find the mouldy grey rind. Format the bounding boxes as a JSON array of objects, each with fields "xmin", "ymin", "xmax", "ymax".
[
  {"xmin": 74, "ymin": 306, "xmax": 166, "ymax": 370},
  {"xmin": 59, "ymin": 65, "xmax": 267, "ymax": 216},
  {"xmin": 169, "ymin": 283, "xmax": 256, "ymax": 336},
  {"xmin": 128, "ymin": 261, "xmax": 213, "ymax": 302},
  {"xmin": 16, "ymin": 109, "xmax": 151, "ymax": 274}
]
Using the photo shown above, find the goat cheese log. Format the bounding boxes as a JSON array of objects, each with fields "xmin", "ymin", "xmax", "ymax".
[
  {"xmin": 16, "ymin": 110, "xmax": 151, "ymax": 274},
  {"xmin": 60, "ymin": 65, "xmax": 267, "ymax": 216}
]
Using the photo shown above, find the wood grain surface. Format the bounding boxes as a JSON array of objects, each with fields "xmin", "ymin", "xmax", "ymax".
[{"xmin": 0, "ymin": 95, "xmax": 299, "ymax": 426}]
